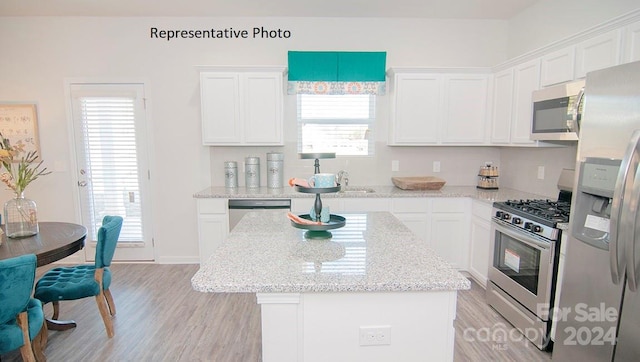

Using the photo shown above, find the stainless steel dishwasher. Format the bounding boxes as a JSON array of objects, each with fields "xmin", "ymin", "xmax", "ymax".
[{"xmin": 228, "ymin": 199, "xmax": 291, "ymax": 231}]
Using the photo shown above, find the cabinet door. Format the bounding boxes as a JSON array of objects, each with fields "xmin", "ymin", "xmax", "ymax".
[
  {"xmin": 389, "ymin": 73, "xmax": 441, "ymax": 145},
  {"xmin": 511, "ymin": 60, "xmax": 540, "ymax": 144},
  {"xmin": 490, "ymin": 69, "xmax": 514, "ymax": 144},
  {"xmin": 197, "ymin": 199, "xmax": 229, "ymax": 265},
  {"xmin": 624, "ymin": 21, "xmax": 640, "ymax": 63},
  {"xmin": 430, "ymin": 198, "xmax": 470, "ymax": 270},
  {"xmin": 441, "ymin": 74, "xmax": 490, "ymax": 144},
  {"xmin": 540, "ymin": 46, "xmax": 576, "ymax": 86},
  {"xmin": 242, "ymin": 73, "xmax": 284, "ymax": 145},
  {"xmin": 200, "ymin": 72, "xmax": 241, "ymax": 144},
  {"xmin": 430, "ymin": 213, "xmax": 469, "ymax": 269},
  {"xmin": 575, "ymin": 29, "xmax": 622, "ymax": 78},
  {"xmin": 391, "ymin": 198, "xmax": 430, "ymax": 242},
  {"xmin": 395, "ymin": 213, "xmax": 430, "ymax": 242},
  {"xmin": 469, "ymin": 201, "xmax": 492, "ymax": 287}
]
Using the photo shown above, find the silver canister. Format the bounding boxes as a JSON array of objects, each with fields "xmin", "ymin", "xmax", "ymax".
[
  {"xmin": 224, "ymin": 161, "xmax": 238, "ymax": 188},
  {"xmin": 245, "ymin": 156, "xmax": 260, "ymax": 188},
  {"xmin": 266, "ymin": 152, "xmax": 284, "ymax": 188}
]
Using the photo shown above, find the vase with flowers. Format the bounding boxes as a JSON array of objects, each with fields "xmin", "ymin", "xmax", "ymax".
[{"xmin": 0, "ymin": 134, "xmax": 51, "ymax": 238}]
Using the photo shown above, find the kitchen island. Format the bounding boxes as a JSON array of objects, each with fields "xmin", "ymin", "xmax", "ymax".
[{"xmin": 192, "ymin": 211, "xmax": 470, "ymax": 362}]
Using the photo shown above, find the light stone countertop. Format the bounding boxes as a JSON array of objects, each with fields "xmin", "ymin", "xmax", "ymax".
[
  {"xmin": 194, "ymin": 185, "xmax": 549, "ymax": 205},
  {"xmin": 192, "ymin": 211, "xmax": 471, "ymax": 294}
]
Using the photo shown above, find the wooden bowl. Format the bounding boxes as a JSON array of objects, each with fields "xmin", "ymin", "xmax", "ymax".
[{"xmin": 391, "ymin": 176, "xmax": 446, "ymax": 190}]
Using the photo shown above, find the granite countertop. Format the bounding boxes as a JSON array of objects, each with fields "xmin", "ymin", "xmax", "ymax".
[
  {"xmin": 194, "ymin": 185, "xmax": 548, "ymax": 205},
  {"xmin": 192, "ymin": 211, "xmax": 471, "ymax": 294}
]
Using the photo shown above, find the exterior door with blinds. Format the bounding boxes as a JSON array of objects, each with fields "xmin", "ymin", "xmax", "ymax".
[{"xmin": 68, "ymin": 83, "xmax": 154, "ymax": 261}]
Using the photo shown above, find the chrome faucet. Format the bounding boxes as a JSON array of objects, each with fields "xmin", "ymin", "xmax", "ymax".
[{"xmin": 337, "ymin": 170, "xmax": 349, "ymax": 187}]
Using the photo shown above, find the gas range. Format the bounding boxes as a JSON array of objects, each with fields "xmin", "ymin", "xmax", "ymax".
[{"xmin": 492, "ymin": 199, "xmax": 570, "ymax": 242}]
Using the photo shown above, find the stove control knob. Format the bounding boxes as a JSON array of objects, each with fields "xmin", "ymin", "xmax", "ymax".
[
  {"xmin": 512, "ymin": 217, "xmax": 522, "ymax": 225},
  {"xmin": 524, "ymin": 222, "xmax": 532, "ymax": 230},
  {"xmin": 532, "ymin": 225, "xmax": 542, "ymax": 233},
  {"xmin": 495, "ymin": 211, "xmax": 503, "ymax": 218},
  {"xmin": 502, "ymin": 213, "xmax": 511, "ymax": 220}
]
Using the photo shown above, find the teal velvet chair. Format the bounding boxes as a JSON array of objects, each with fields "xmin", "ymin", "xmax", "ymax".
[
  {"xmin": 34, "ymin": 215, "xmax": 123, "ymax": 338},
  {"xmin": 0, "ymin": 254, "xmax": 45, "ymax": 361}
]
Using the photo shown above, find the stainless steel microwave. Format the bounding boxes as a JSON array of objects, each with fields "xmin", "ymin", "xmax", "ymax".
[{"xmin": 531, "ymin": 80, "xmax": 585, "ymax": 141}]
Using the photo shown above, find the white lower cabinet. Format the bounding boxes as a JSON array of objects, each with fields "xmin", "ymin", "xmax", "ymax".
[
  {"xmin": 468, "ymin": 201, "xmax": 493, "ymax": 287},
  {"xmin": 391, "ymin": 198, "xmax": 430, "ymax": 242},
  {"xmin": 196, "ymin": 199, "xmax": 229, "ymax": 265},
  {"xmin": 198, "ymin": 196, "xmax": 473, "ymax": 270},
  {"xmin": 429, "ymin": 198, "xmax": 471, "ymax": 270}
]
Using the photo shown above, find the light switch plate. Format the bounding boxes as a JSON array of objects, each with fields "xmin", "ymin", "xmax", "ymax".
[
  {"xmin": 392, "ymin": 160, "xmax": 399, "ymax": 172},
  {"xmin": 433, "ymin": 161, "xmax": 441, "ymax": 173}
]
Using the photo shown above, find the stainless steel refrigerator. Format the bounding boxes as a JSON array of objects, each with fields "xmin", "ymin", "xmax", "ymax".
[{"xmin": 553, "ymin": 60, "xmax": 640, "ymax": 361}]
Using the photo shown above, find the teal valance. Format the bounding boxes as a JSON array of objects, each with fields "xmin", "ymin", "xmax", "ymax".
[{"xmin": 287, "ymin": 51, "xmax": 386, "ymax": 95}]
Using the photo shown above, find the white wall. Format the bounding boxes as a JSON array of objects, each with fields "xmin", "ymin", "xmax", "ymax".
[{"xmin": 0, "ymin": 16, "xmax": 507, "ymax": 263}]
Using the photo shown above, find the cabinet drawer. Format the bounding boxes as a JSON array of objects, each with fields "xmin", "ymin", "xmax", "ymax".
[
  {"xmin": 197, "ymin": 199, "xmax": 227, "ymax": 214},
  {"xmin": 391, "ymin": 198, "xmax": 429, "ymax": 213},
  {"xmin": 472, "ymin": 200, "xmax": 493, "ymax": 218},
  {"xmin": 431, "ymin": 198, "xmax": 467, "ymax": 213}
]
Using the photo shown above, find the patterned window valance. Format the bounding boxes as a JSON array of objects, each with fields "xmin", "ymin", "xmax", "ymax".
[{"xmin": 287, "ymin": 51, "xmax": 386, "ymax": 95}]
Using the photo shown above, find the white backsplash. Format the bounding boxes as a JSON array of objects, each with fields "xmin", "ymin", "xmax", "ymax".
[{"xmin": 209, "ymin": 142, "xmax": 577, "ymax": 197}]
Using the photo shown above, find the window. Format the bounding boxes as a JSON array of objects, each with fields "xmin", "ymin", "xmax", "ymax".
[{"xmin": 297, "ymin": 94, "xmax": 375, "ymax": 156}]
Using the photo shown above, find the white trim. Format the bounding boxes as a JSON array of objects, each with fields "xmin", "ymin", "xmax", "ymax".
[{"xmin": 494, "ymin": 8, "xmax": 640, "ymax": 72}]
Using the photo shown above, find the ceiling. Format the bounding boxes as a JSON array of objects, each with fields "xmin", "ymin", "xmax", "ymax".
[{"xmin": 0, "ymin": 0, "xmax": 538, "ymax": 19}]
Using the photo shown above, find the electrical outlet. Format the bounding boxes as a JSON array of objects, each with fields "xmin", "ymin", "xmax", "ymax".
[
  {"xmin": 359, "ymin": 326, "xmax": 391, "ymax": 346},
  {"xmin": 392, "ymin": 160, "xmax": 399, "ymax": 172},
  {"xmin": 433, "ymin": 161, "xmax": 441, "ymax": 173},
  {"xmin": 537, "ymin": 166, "xmax": 545, "ymax": 180}
]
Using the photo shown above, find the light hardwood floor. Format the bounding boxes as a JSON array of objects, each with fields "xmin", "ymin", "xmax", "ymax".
[{"xmin": 2, "ymin": 264, "xmax": 551, "ymax": 361}]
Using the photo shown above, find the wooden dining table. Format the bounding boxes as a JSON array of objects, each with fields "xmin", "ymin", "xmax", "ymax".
[
  {"xmin": 0, "ymin": 221, "xmax": 87, "ymax": 362},
  {"xmin": 0, "ymin": 221, "xmax": 87, "ymax": 266}
]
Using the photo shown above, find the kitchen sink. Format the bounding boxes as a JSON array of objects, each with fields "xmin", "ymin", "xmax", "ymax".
[{"xmin": 340, "ymin": 186, "xmax": 376, "ymax": 194}]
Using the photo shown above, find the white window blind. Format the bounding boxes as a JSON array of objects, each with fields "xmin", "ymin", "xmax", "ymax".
[
  {"xmin": 71, "ymin": 88, "xmax": 144, "ymax": 244},
  {"xmin": 297, "ymin": 94, "xmax": 375, "ymax": 156}
]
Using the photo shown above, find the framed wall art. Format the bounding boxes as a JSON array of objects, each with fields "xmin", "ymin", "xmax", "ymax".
[{"xmin": 0, "ymin": 103, "xmax": 41, "ymax": 158}]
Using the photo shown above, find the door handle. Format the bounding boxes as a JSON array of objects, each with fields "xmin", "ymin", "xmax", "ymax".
[
  {"xmin": 568, "ymin": 87, "xmax": 585, "ymax": 134},
  {"xmin": 78, "ymin": 180, "xmax": 88, "ymax": 187},
  {"xmin": 626, "ymin": 163, "xmax": 640, "ymax": 292},
  {"xmin": 612, "ymin": 129, "xmax": 640, "ymax": 284}
]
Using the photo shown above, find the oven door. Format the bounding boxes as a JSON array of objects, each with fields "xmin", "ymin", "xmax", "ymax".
[{"xmin": 489, "ymin": 220, "xmax": 555, "ymax": 319}]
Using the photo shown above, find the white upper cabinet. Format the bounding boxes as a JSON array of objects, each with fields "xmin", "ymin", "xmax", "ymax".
[
  {"xmin": 200, "ymin": 68, "xmax": 284, "ymax": 146},
  {"xmin": 511, "ymin": 59, "xmax": 540, "ymax": 144},
  {"xmin": 490, "ymin": 60, "xmax": 540, "ymax": 145},
  {"xmin": 389, "ymin": 71, "xmax": 441, "ymax": 145},
  {"xmin": 624, "ymin": 20, "xmax": 640, "ymax": 63},
  {"xmin": 540, "ymin": 46, "xmax": 576, "ymax": 87},
  {"xmin": 441, "ymin": 74, "xmax": 490, "ymax": 144},
  {"xmin": 389, "ymin": 69, "xmax": 490, "ymax": 146},
  {"xmin": 490, "ymin": 68, "xmax": 514, "ymax": 144},
  {"xmin": 575, "ymin": 29, "xmax": 622, "ymax": 78}
]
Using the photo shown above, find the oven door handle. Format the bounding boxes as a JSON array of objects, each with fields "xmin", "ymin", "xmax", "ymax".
[{"xmin": 493, "ymin": 221, "xmax": 551, "ymax": 251}]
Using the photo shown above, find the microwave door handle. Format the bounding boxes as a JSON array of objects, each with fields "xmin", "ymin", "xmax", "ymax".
[
  {"xmin": 569, "ymin": 87, "xmax": 585, "ymax": 134},
  {"xmin": 611, "ymin": 129, "xmax": 640, "ymax": 284}
]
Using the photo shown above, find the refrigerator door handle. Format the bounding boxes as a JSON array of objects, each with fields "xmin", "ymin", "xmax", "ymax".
[
  {"xmin": 611, "ymin": 129, "xmax": 640, "ymax": 284},
  {"xmin": 626, "ymin": 163, "xmax": 640, "ymax": 292}
]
